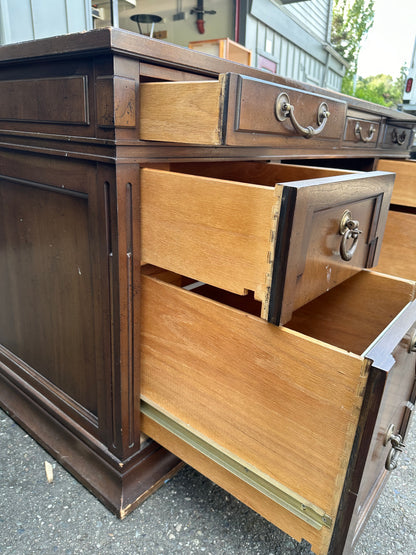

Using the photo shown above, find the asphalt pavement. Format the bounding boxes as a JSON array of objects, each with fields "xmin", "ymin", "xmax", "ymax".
[{"xmin": 0, "ymin": 406, "xmax": 415, "ymax": 554}]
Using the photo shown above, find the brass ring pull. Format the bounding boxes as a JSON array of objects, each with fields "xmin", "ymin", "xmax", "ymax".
[
  {"xmin": 409, "ymin": 330, "xmax": 416, "ymax": 353},
  {"xmin": 339, "ymin": 210, "xmax": 362, "ymax": 261},
  {"xmin": 392, "ymin": 128, "xmax": 407, "ymax": 145},
  {"xmin": 385, "ymin": 447, "xmax": 401, "ymax": 471},
  {"xmin": 384, "ymin": 424, "xmax": 405, "ymax": 471},
  {"xmin": 354, "ymin": 122, "xmax": 375, "ymax": 143},
  {"xmin": 275, "ymin": 92, "xmax": 330, "ymax": 139}
]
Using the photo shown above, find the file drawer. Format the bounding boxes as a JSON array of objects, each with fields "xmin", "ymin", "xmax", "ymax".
[
  {"xmin": 140, "ymin": 270, "xmax": 416, "ymax": 555},
  {"xmin": 140, "ymin": 162, "xmax": 394, "ymax": 324}
]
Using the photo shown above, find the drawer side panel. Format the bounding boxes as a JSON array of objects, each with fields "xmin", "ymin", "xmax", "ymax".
[{"xmin": 140, "ymin": 168, "xmax": 277, "ymax": 303}]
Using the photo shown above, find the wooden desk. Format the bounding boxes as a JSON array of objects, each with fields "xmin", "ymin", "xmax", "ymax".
[{"xmin": 0, "ymin": 28, "xmax": 415, "ymax": 554}]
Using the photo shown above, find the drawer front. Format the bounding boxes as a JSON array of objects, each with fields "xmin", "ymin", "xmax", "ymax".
[
  {"xmin": 140, "ymin": 270, "xmax": 416, "ymax": 555},
  {"xmin": 139, "ymin": 73, "xmax": 347, "ymax": 147},
  {"xmin": 140, "ymin": 163, "xmax": 394, "ymax": 324},
  {"xmin": 224, "ymin": 74, "xmax": 347, "ymax": 147},
  {"xmin": 381, "ymin": 124, "xmax": 413, "ymax": 150},
  {"xmin": 350, "ymin": 306, "xmax": 416, "ymax": 543},
  {"xmin": 343, "ymin": 117, "xmax": 380, "ymax": 147},
  {"xmin": 376, "ymin": 158, "xmax": 416, "ymax": 207}
]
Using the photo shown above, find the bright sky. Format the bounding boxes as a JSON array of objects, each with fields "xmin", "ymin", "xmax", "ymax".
[{"xmin": 356, "ymin": 0, "xmax": 416, "ymax": 78}]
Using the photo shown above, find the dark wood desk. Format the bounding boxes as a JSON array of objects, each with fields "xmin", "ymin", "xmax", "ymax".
[{"xmin": 0, "ymin": 28, "xmax": 415, "ymax": 554}]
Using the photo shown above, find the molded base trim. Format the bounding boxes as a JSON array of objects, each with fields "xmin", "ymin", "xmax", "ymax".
[{"xmin": 0, "ymin": 372, "xmax": 183, "ymax": 518}]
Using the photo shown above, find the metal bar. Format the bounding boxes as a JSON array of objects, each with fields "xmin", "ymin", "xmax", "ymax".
[{"xmin": 141, "ymin": 400, "xmax": 332, "ymax": 530}]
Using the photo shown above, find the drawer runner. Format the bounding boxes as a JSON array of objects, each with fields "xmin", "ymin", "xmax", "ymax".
[{"xmin": 141, "ymin": 399, "xmax": 333, "ymax": 531}]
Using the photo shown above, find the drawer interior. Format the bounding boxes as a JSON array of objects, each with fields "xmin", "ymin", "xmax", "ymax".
[
  {"xmin": 376, "ymin": 158, "xmax": 416, "ymax": 208},
  {"xmin": 140, "ymin": 161, "xmax": 394, "ymax": 324},
  {"xmin": 375, "ymin": 210, "xmax": 416, "ymax": 280},
  {"xmin": 168, "ymin": 160, "xmax": 356, "ymax": 183},
  {"xmin": 140, "ymin": 267, "xmax": 415, "ymax": 554},
  {"xmin": 186, "ymin": 270, "xmax": 415, "ymax": 357},
  {"xmin": 285, "ymin": 270, "xmax": 415, "ymax": 354}
]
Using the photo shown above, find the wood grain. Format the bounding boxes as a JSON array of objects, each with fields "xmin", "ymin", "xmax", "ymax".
[
  {"xmin": 169, "ymin": 161, "xmax": 355, "ymax": 183},
  {"xmin": 140, "ymin": 167, "xmax": 278, "ymax": 304},
  {"xmin": 375, "ymin": 210, "xmax": 416, "ymax": 280},
  {"xmin": 140, "ymin": 274, "xmax": 366, "ymax": 518},
  {"xmin": 139, "ymin": 79, "xmax": 224, "ymax": 144},
  {"xmin": 286, "ymin": 271, "xmax": 415, "ymax": 355},
  {"xmin": 376, "ymin": 158, "xmax": 416, "ymax": 207},
  {"xmin": 0, "ymin": 76, "xmax": 89, "ymax": 124},
  {"xmin": 0, "ymin": 177, "xmax": 97, "ymax": 415}
]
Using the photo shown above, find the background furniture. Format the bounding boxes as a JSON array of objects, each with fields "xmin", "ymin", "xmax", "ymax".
[{"xmin": 188, "ymin": 37, "xmax": 252, "ymax": 66}]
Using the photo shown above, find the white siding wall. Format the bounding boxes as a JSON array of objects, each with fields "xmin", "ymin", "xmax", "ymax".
[
  {"xmin": 284, "ymin": 0, "xmax": 331, "ymax": 42},
  {"xmin": 246, "ymin": 0, "xmax": 345, "ymax": 91},
  {"xmin": 95, "ymin": 0, "xmax": 234, "ymax": 49},
  {"xmin": 0, "ymin": 0, "xmax": 91, "ymax": 45}
]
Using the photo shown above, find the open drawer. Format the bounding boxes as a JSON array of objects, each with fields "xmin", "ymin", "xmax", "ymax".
[
  {"xmin": 139, "ymin": 270, "xmax": 416, "ymax": 555},
  {"xmin": 140, "ymin": 162, "xmax": 394, "ymax": 324},
  {"xmin": 139, "ymin": 73, "xmax": 347, "ymax": 147}
]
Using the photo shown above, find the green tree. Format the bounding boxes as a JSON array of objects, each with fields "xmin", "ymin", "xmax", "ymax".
[
  {"xmin": 331, "ymin": 0, "xmax": 375, "ymax": 82},
  {"xmin": 342, "ymin": 66, "xmax": 408, "ymax": 107}
]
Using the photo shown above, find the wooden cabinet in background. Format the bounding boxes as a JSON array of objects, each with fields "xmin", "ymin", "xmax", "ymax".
[
  {"xmin": 375, "ymin": 158, "xmax": 416, "ymax": 281},
  {"xmin": 188, "ymin": 37, "xmax": 252, "ymax": 66}
]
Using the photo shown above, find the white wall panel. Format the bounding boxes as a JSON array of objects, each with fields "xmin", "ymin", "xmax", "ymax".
[
  {"xmin": 285, "ymin": 0, "xmax": 330, "ymax": 42},
  {"xmin": 0, "ymin": 0, "xmax": 91, "ymax": 45},
  {"xmin": 246, "ymin": 8, "xmax": 345, "ymax": 91}
]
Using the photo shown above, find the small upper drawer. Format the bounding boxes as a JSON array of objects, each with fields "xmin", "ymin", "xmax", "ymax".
[
  {"xmin": 381, "ymin": 124, "xmax": 413, "ymax": 150},
  {"xmin": 140, "ymin": 162, "xmax": 394, "ymax": 324},
  {"xmin": 343, "ymin": 116, "xmax": 380, "ymax": 147},
  {"xmin": 139, "ymin": 73, "xmax": 347, "ymax": 147}
]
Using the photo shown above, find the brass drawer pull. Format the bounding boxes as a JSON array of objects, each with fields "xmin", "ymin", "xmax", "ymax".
[
  {"xmin": 384, "ymin": 424, "xmax": 405, "ymax": 471},
  {"xmin": 392, "ymin": 128, "xmax": 407, "ymax": 145},
  {"xmin": 275, "ymin": 92, "xmax": 330, "ymax": 139},
  {"xmin": 354, "ymin": 122, "xmax": 375, "ymax": 143},
  {"xmin": 409, "ymin": 330, "xmax": 416, "ymax": 353},
  {"xmin": 339, "ymin": 210, "xmax": 362, "ymax": 261}
]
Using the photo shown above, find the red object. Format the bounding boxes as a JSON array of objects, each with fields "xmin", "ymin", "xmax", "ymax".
[
  {"xmin": 235, "ymin": 0, "xmax": 240, "ymax": 41},
  {"xmin": 197, "ymin": 19, "xmax": 205, "ymax": 33},
  {"xmin": 257, "ymin": 55, "xmax": 277, "ymax": 73},
  {"xmin": 406, "ymin": 78, "xmax": 413, "ymax": 93}
]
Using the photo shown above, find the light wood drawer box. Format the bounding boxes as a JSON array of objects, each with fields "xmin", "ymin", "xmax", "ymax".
[
  {"xmin": 343, "ymin": 116, "xmax": 380, "ymax": 147},
  {"xmin": 139, "ymin": 73, "xmax": 347, "ymax": 147},
  {"xmin": 140, "ymin": 270, "xmax": 416, "ymax": 555},
  {"xmin": 376, "ymin": 158, "xmax": 416, "ymax": 207},
  {"xmin": 381, "ymin": 124, "xmax": 414, "ymax": 151},
  {"xmin": 140, "ymin": 162, "xmax": 394, "ymax": 324},
  {"xmin": 376, "ymin": 211, "xmax": 416, "ymax": 280}
]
